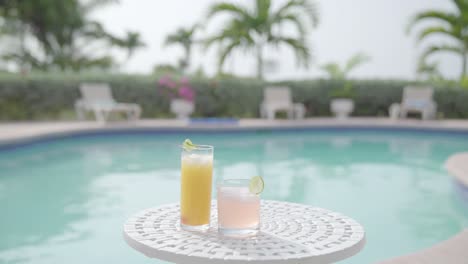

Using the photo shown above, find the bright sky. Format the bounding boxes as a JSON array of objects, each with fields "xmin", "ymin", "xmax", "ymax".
[{"xmin": 94, "ymin": 0, "xmax": 459, "ymax": 80}]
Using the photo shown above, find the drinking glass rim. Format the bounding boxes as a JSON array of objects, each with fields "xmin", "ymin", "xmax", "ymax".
[
  {"xmin": 180, "ymin": 144, "xmax": 214, "ymax": 150},
  {"xmin": 217, "ymin": 178, "xmax": 250, "ymax": 187}
]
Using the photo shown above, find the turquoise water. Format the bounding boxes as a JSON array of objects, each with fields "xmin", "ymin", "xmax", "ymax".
[{"xmin": 1, "ymin": 130, "xmax": 468, "ymax": 264}]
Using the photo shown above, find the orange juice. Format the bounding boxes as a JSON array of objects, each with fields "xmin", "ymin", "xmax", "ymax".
[{"xmin": 180, "ymin": 146, "xmax": 213, "ymax": 230}]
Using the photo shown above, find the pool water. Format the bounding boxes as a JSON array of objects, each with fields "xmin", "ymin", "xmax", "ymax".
[{"xmin": 1, "ymin": 129, "xmax": 468, "ymax": 263}]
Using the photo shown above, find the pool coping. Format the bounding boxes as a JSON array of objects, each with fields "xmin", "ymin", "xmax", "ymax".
[
  {"xmin": 2, "ymin": 118, "xmax": 468, "ymax": 190},
  {"xmin": 446, "ymin": 153, "xmax": 468, "ymax": 191},
  {"xmin": 3, "ymin": 118, "xmax": 468, "ymax": 141}
]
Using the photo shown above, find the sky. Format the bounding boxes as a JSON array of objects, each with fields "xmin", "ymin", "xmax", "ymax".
[{"xmin": 94, "ymin": 0, "xmax": 459, "ymax": 80}]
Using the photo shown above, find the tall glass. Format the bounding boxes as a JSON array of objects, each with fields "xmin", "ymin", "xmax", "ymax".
[
  {"xmin": 180, "ymin": 144, "xmax": 214, "ymax": 231},
  {"xmin": 217, "ymin": 179, "xmax": 260, "ymax": 237}
]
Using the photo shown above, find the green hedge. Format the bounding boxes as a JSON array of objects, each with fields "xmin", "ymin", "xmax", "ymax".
[{"xmin": 0, "ymin": 73, "xmax": 468, "ymax": 120}]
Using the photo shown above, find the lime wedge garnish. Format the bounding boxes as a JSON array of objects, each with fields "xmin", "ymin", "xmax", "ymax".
[
  {"xmin": 249, "ymin": 176, "xmax": 264, "ymax": 194},
  {"xmin": 182, "ymin": 139, "xmax": 196, "ymax": 151}
]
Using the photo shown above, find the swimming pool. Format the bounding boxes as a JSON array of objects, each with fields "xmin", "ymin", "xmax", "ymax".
[{"xmin": 0, "ymin": 128, "xmax": 467, "ymax": 263}]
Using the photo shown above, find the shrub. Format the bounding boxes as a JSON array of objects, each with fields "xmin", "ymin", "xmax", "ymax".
[{"xmin": 0, "ymin": 73, "xmax": 468, "ymax": 120}]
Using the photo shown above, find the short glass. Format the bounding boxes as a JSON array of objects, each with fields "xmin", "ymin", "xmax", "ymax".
[
  {"xmin": 180, "ymin": 144, "xmax": 214, "ymax": 232},
  {"xmin": 217, "ymin": 179, "xmax": 260, "ymax": 237}
]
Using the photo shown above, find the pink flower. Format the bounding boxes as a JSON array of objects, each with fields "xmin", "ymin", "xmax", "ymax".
[
  {"xmin": 167, "ymin": 80, "xmax": 177, "ymax": 89},
  {"xmin": 180, "ymin": 77, "xmax": 190, "ymax": 85},
  {"xmin": 158, "ymin": 75, "xmax": 177, "ymax": 89},
  {"xmin": 179, "ymin": 85, "xmax": 195, "ymax": 102},
  {"xmin": 158, "ymin": 75, "xmax": 170, "ymax": 86},
  {"xmin": 158, "ymin": 76, "xmax": 196, "ymax": 102}
]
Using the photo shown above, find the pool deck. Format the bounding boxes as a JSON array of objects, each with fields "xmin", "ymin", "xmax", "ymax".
[
  {"xmin": 2, "ymin": 118, "xmax": 468, "ymax": 142},
  {"xmin": 2, "ymin": 117, "xmax": 468, "ymax": 188}
]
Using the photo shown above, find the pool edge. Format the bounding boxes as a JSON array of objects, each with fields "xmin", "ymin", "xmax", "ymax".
[{"xmin": 446, "ymin": 153, "xmax": 468, "ymax": 194}]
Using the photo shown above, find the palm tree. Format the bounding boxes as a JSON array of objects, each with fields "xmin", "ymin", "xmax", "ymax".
[
  {"xmin": 205, "ymin": 0, "xmax": 319, "ymax": 79},
  {"xmin": 204, "ymin": 19, "xmax": 253, "ymax": 75},
  {"xmin": 408, "ymin": 0, "xmax": 468, "ymax": 80},
  {"xmin": 417, "ymin": 60, "xmax": 444, "ymax": 81},
  {"xmin": 0, "ymin": 0, "xmax": 145, "ymax": 71},
  {"xmin": 108, "ymin": 31, "xmax": 145, "ymax": 60},
  {"xmin": 164, "ymin": 24, "xmax": 199, "ymax": 73},
  {"xmin": 320, "ymin": 53, "xmax": 371, "ymax": 79}
]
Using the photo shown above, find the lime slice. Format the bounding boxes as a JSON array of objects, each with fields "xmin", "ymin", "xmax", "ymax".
[
  {"xmin": 182, "ymin": 139, "xmax": 196, "ymax": 151},
  {"xmin": 249, "ymin": 176, "xmax": 264, "ymax": 194}
]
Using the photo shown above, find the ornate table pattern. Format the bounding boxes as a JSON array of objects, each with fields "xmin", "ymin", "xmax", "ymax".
[{"xmin": 123, "ymin": 200, "xmax": 366, "ymax": 264}]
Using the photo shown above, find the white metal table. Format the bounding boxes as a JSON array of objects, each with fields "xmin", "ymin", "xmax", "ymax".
[{"xmin": 123, "ymin": 200, "xmax": 366, "ymax": 264}]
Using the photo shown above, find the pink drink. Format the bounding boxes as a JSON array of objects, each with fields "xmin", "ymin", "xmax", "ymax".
[{"xmin": 217, "ymin": 180, "xmax": 260, "ymax": 237}]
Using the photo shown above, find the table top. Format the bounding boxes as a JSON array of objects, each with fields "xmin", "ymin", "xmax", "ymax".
[{"xmin": 123, "ymin": 200, "xmax": 366, "ymax": 264}]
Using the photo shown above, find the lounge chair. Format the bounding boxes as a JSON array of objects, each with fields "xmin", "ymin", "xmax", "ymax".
[
  {"xmin": 378, "ymin": 229, "xmax": 468, "ymax": 263},
  {"xmin": 259, "ymin": 86, "xmax": 305, "ymax": 120},
  {"xmin": 75, "ymin": 83, "xmax": 141, "ymax": 122},
  {"xmin": 399, "ymin": 86, "xmax": 437, "ymax": 120}
]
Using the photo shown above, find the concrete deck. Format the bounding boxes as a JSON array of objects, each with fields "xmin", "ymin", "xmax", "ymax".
[
  {"xmin": 2, "ymin": 118, "xmax": 468, "ymax": 142},
  {"xmin": 378, "ymin": 229, "xmax": 468, "ymax": 264}
]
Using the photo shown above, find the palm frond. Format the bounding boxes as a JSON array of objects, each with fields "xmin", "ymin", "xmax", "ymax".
[
  {"xmin": 188, "ymin": 23, "xmax": 201, "ymax": 35},
  {"xmin": 2, "ymin": 50, "xmax": 46, "ymax": 70},
  {"xmin": 320, "ymin": 63, "xmax": 344, "ymax": 79},
  {"xmin": 203, "ymin": 35, "xmax": 224, "ymax": 50},
  {"xmin": 274, "ymin": 0, "xmax": 319, "ymax": 27},
  {"xmin": 81, "ymin": 0, "xmax": 118, "ymax": 13},
  {"xmin": 417, "ymin": 26, "xmax": 460, "ymax": 42},
  {"xmin": 204, "ymin": 18, "xmax": 254, "ymax": 57},
  {"xmin": 407, "ymin": 11, "xmax": 459, "ymax": 34},
  {"xmin": 164, "ymin": 27, "xmax": 196, "ymax": 47},
  {"xmin": 205, "ymin": 19, "xmax": 253, "ymax": 43},
  {"xmin": 271, "ymin": 13, "xmax": 307, "ymax": 37},
  {"xmin": 218, "ymin": 40, "xmax": 241, "ymax": 72},
  {"xmin": 270, "ymin": 36, "xmax": 311, "ymax": 67},
  {"xmin": 420, "ymin": 44, "xmax": 464, "ymax": 62},
  {"xmin": 207, "ymin": 2, "xmax": 251, "ymax": 20},
  {"xmin": 344, "ymin": 53, "xmax": 370, "ymax": 73},
  {"xmin": 417, "ymin": 59, "xmax": 442, "ymax": 76},
  {"xmin": 69, "ymin": 55, "xmax": 114, "ymax": 70},
  {"xmin": 121, "ymin": 31, "xmax": 145, "ymax": 57},
  {"xmin": 453, "ymin": 0, "xmax": 468, "ymax": 14},
  {"xmin": 256, "ymin": 0, "xmax": 271, "ymax": 23},
  {"xmin": 81, "ymin": 21, "xmax": 108, "ymax": 40}
]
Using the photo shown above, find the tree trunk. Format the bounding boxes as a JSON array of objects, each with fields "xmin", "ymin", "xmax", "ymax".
[
  {"xmin": 256, "ymin": 44, "xmax": 264, "ymax": 80},
  {"xmin": 462, "ymin": 53, "xmax": 467, "ymax": 80},
  {"xmin": 19, "ymin": 24, "xmax": 27, "ymax": 73},
  {"xmin": 183, "ymin": 45, "xmax": 191, "ymax": 74}
]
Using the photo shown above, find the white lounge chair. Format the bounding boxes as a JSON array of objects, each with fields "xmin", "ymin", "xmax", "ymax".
[
  {"xmin": 399, "ymin": 86, "xmax": 437, "ymax": 120},
  {"xmin": 378, "ymin": 229, "xmax": 468, "ymax": 264},
  {"xmin": 260, "ymin": 86, "xmax": 305, "ymax": 120},
  {"xmin": 75, "ymin": 83, "xmax": 141, "ymax": 122}
]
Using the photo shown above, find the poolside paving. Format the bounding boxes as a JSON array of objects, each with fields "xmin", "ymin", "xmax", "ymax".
[{"xmin": 2, "ymin": 118, "xmax": 468, "ymax": 142}]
